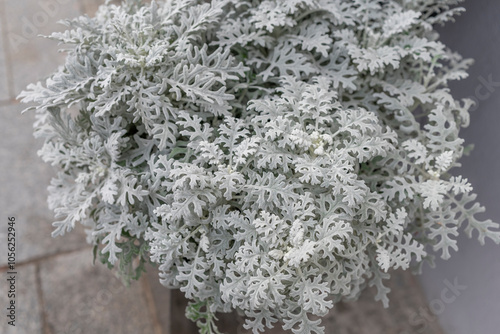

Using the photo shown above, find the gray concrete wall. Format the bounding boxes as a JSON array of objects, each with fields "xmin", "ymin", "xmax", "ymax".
[{"xmin": 418, "ymin": 1, "xmax": 500, "ymax": 333}]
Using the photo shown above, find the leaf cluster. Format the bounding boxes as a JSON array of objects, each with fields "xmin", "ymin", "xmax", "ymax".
[{"xmin": 19, "ymin": 0, "xmax": 500, "ymax": 333}]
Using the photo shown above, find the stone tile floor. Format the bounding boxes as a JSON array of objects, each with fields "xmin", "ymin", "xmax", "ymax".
[{"xmin": 0, "ymin": 1, "xmax": 445, "ymax": 333}]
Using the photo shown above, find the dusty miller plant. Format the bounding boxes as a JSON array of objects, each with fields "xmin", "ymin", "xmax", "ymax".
[{"xmin": 19, "ymin": 0, "xmax": 500, "ymax": 333}]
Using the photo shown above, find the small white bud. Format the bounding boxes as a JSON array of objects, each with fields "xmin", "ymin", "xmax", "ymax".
[{"xmin": 200, "ymin": 235, "xmax": 210, "ymax": 253}]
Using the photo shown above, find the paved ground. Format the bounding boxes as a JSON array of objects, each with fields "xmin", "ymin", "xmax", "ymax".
[{"xmin": 0, "ymin": 1, "xmax": 446, "ymax": 333}]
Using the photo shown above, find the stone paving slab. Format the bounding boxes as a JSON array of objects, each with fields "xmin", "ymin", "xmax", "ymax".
[
  {"xmin": 3, "ymin": 0, "xmax": 81, "ymax": 98},
  {"xmin": 81, "ymin": 0, "xmax": 149, "ymax": 15},
  {"xmin": 81, "ymin": 0, "xmax": 103, "ymax": 16},
  {"xmin": 80, "ymin": 0, "xmax": 113, "ymax": 16},
  {"xmin": 147, "ymin": 267, "xmax": 172, "ymax": 334},
  {"xmin": 0, "ymin": 264, "xmax": 43, "ymax": 334},
  {"xmin": 0, "ymin": 15, "xmax": 11, "ymax": 101},
  {"xmin": 0, "ymin": 104, "xmax": 88, "ymax": 266},
  {"xmin": 170, "ymin": 288, "xmax": 201, "ymax": 334},
  {"xmin": 0, "ymin": 104, "xmax": 86, "ymax": 260},
  {"xmin": 39, "ymin": 248, "xmax": 157, "ymax": 334}
]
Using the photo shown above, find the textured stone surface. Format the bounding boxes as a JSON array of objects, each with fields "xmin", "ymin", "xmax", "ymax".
[
  {"xmin": 40, "ymin": 249, "xmax": 157, "ymax": 334},
  {"xmin": 170, "ymin": 288, "xmax": 200, "ymax": 334},
  {"xmin": 80, "ymin": 0, "xmax": 106, "ymax": 15},
  {"xmin": 80, "ymin": 0, "xmax": 123, "ymax": 16},
  {"xmin": 0, "ymin": 104, "xmax": 87, "ymax": 266},
  {"xmin": 0, "ymin": 14, "xmax": 11, "ymax": 101},
  {"xmin": 147, "ymin": 266, "xmax": 172, "ymax": 334},
  {"xmin": 4, "ymin": 0, "xmax": 81, "ymax": 97},
  {"xmin": 0, "ymin": 265, "xmax": 43, "ymax": 334}
]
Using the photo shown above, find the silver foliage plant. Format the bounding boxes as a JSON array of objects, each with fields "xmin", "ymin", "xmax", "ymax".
[{"xmin": 19, "ymin": 0, "xmax": 500, "ymax": 333}]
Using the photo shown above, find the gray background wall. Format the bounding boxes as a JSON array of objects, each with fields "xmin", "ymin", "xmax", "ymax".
[{"xmin": 418, "ymin": 1, "xmax": 500, "ymax": 333}]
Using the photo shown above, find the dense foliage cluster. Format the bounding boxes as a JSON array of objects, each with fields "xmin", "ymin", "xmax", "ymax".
[{"xmin": 20, "ymin": 0, "xmax": 500, "ymax": 333}]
